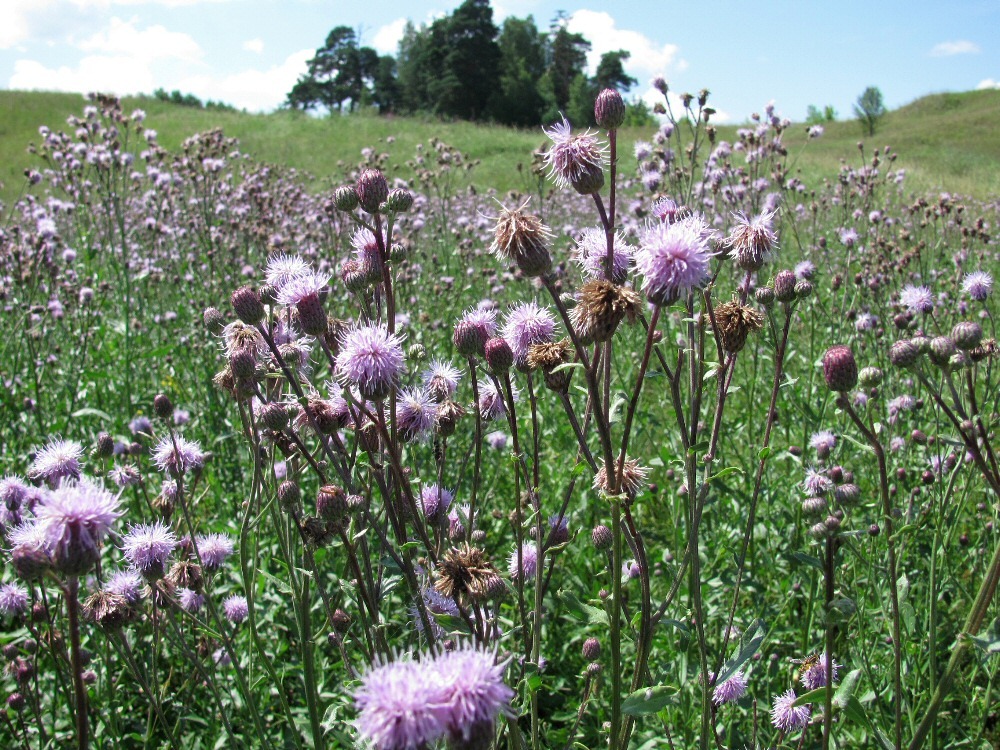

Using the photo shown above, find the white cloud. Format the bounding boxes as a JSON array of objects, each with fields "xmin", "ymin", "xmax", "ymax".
[
  {"xmin": 977, "ymin": 78, "xmax": 1000, "ymax": 90},
  {"xmin": 372, "ymin": 18, "xmax": 407, "ymax": 56},
  {"xmin": 10, "ymin": 55, "xmax": 157, "ymax": 95},
  {"xmin": 174, "ymin": 48, "xmax": 312, "ymax": 112},
  {"xmin": 243, "ymin": 38, "xmax": 264, "ymax": 54},
  {"xmin": 76, "ymin": 17, "xmax": 202, "ymax": 62},
  {"xmin": 566, "ymin": 10, "xmax": 685, "ymax": 84},
  {"xmin": 930, "ymin": 40, "xmax": 980, "ymax": 57},
  {"xmin": 0, "ymin": 1, "xmax": 53, "ymax": 48}
]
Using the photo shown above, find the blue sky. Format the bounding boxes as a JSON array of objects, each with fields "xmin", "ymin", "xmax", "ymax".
[{"xmin": 1, "ymin": 0, "xmax": 998, "ymax": 123}]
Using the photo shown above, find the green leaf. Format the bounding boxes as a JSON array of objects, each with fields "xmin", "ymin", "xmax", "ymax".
[
  {"xmin": 71, "ymin": 407, "xmax": 112, "ymax": 422},
  {"xmin": 834, "ymin": 668, "xmax": 863, "ymax": 708},
  {"xmin": 792, "ymin": 687, "xmax": 826, "ymax": 706},
  {"xmin": 968, "ymin": 617, "xmax": 1000, "ymax": 654},
  {"xmin": 709, "ymin": 466, "xmax": 743, "ymax": 482},
  {"xmin": 258, "ymin": 570, "xmax": 293, "ymax": 595},
  {"xmin": 715, "ymin": 618, "xmax": 767, "ymax": 686},
  {"xmin": 788, "ymin": 551, "xmax": 824, "ymax": 570},
  {"xmin": 558, "ymin": 591, "xmax": 608, "ymax": 626},
  {"xmin": 758, "ymin": 446, "xmax": 771, "ymax": 460},
  {"xmin": 622, "ymin": 685, "xmax": 677, "ymax": 715}
]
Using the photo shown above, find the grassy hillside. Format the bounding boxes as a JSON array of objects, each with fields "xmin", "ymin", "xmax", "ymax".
[{"xmin": 2, "ymin": 88, "xmax": 999, "ymax": 208}]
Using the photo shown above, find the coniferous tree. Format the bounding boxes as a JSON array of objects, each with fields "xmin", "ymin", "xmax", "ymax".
[{"xmin": 490, "ymin": 16, "xmax": 547, "ymax": 127}]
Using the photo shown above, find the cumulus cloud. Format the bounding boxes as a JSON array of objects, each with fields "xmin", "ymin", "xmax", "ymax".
[
  {"xmin": 243, "ymin": 38, "xmax": 264, "ymax": 54},
  {"xmin": 174, "ymin": 48, "xmax": 312, "ymax": 112},
  {"xmin": 977, "ymin": 78, "xmax": 1000, "ymax": 90},
  {"xmin": 372, "ymin": 18, "xmax": 407, "ymax": 56},
  {"xmin": 930, "ymin": 40, "xmax": 980, "ymax": 57},
  {"xmin": 566, "ymin": 10, "xmax": 686, "ymax": 82},
  {"xmin": 11, "ymin": 55, "xmax": 156, "ymax": 95},
  {"xmin": 76, "ymin": 17, "xmax": 202, "ymax": 62}
]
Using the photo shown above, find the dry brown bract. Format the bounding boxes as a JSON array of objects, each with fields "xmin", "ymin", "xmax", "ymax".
[
  {"xmin": 83, "ymin": 590, "xmax": 134, "ymax": 631},
  {"xmin": 434, "ymin": 544, "xmax": 498, "ymax": 600},
  {"xmin": 571, "ymin": 280, "xmax": 642, "ymax": 344},
  {"xmin": 491, "ymin": 201, "xmax": 552, "ymax": 278},
  {"xmin": 713, "ymin": 298, "xmax": 765, "ymax": 353},
  {"xmin": 593, "ymin": 455, "xmax": 649, "ymax": 497},
  {"xmin": 526, "ymin": 337, "xmax": 575, "ymax": 392}
]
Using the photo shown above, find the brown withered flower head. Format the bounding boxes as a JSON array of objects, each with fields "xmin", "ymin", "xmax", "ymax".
[
  {"xmin": 166, "ymin": 560, "xmax": 204, "ymax": 592},
  {"xmin": 491, "ymin": 200, "xmax": 553, "ymax": 278},
  {"xmin": 970, "ymin": 337, "xmax": 998, "ymax": 363},
  {"xmin": 83, "ymin": 590, "xmax": 134, "ymax": 631},
  {"xmin": 526, "ymin": 337, "xmax": 575, "ymax": 392},
  {"xmin": 570, "ymin": 280, "xmax": 642, "ymax": 344},
  {"xmin": 434, "ymin": 544, "xmax": 498, "ymax": 600},
  {"xmin": 593, "ymin": 455, "xmax": 649, "ymax": 497},
  {"xmin": 713, "ymin": 298, "xmax": 765, "ymax": 353}
]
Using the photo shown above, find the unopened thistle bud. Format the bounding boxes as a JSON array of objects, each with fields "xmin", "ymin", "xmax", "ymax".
[
  {"xmin": 385, "ymin": 188, "xmax": 414, "ymax": 213},
  {"xmin": 203, "ymin": 306, "xmax": 225, "ymax": 335},
  {"xmin": 231, "ymin": 286, "xmax": 264, "ymax": 325},
  {"xmin": 773, "ymin": 270, "xmax": 796, "ymax": 302},
  {"xmin": 277, "ymin": 481, "xmax": 300, "ymax": 510},
  {"xmin": 229, "ymin": 347, "xmax": 257, "ymax": 380},
  {"xmin": 822, "ymin": 345, "xmax": 858, "ymax": 392},
  {"xmin": 928, "ymin": 336, "xmax": 956, "ymax": 368},
  {"xmin": 951, "ymin": 321, "xmax": 983, "ymax": 350},
  {"xmin": 355, "ymin": 169, "xmax": 388, "ymax": 214},
  {"xmin": 316, "ymin": 485, "xmax": 347, "ymax": 520},
  {"xmin": 153, "ymin": 394, "xmax": 173, "ymax": 420},
  {"xmin": 258, "ymin": 283, "xmax": 278, "ymax": 306},
  {"xmin": 436, "ymin": 400, "xmax": 466, "ymax": 437},
  {"xmin": 95, "ymin": 432, "xmax": 115, "ymax": 458},
  {"xmin": 595, "ymin": 88, "xmax": 626, "ymax": 130},
  {"xmin": 333, "ymin": 185, "xmax": 359, "ymax": 212},
  {"xmin": 453, "ymin": 320, "xmax": 487, "ymax": 358},
  {"xmin": 388, "ymin": 243, "xmax": 407, "ymax": 264},
  {"xmin": 259, "ymin": 402, "xmax": 289, "ymax": 431},
  {"xmin": 755, "ymin": 285, "xmax": 775, "ymax": 308},
  {"xmin": 484, "ymin": 337, "xmax": 514, "ymax": 374},
  {"xmin": 858, "ymin": 367, "xmax": 883, "ymax": 388},
  {"xmin": 582, "ymin": 637, "xmax": 602, "ymax": 660},
  {"xmin": 591, "ymin": 524, "xmax": 613, "ymax": 550},
  {"xmin": 794, "ymin": 279, "xmax": 813, "ymax": 299},
  {"xmin": 889, "ymin": 339, "xmax": 921, "ymax": 368}
]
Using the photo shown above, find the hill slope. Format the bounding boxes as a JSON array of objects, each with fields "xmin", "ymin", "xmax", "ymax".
[{"xmin": 2, "ymin": 88, "xmax": 998, "ymax": 208}]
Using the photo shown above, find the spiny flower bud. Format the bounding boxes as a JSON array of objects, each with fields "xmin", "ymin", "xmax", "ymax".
[
  {"xmin": 928, "ymin": 336, "xmax": 956, "ymax": 368},
  {"xmin": 773, "ymin": 270, "xmax": 796, "ymax": 302},
  {"xmin": 355, "ymin": 169, "xmax": 388, "ymax": 213},
  {"xmin": 822, "ymin": 345, "xmax": 858, "ymax": 392},
  {"xmin": 95, "ymin": 432, "xmax": 115, "ymax": 458},
  {"xmin": 582, "ymin": 637, "xmax": 602, "ymax": 660},
  {"xmin": 203, "ymin": 306, "xmax": 225, "ymax": 335},
  {"xmin": 231, "ymin": 285, "xmax": 264, "ymax": 325},
  {"xmin": 385, "ymin": 188, "xmax": 414, "ymax": 213},
  {"xmin": 453, "ymin": 320, "xmax": 487, "ymax": 358},
  {"xmin": 229, "ymin": 347, "xmax": 257, "ymax": 380},
  {"xmin": 258, "ymin": 283, "xmax": 278, "ymax": 306},
  {"xmin": 277, "ymin": 481, "xmax": 300, "ymax": 510},
  {"xmin": 259, "ymin": 402, "xmax": 289, "ymax": 431},
  {"xmin": 755, "ymin": 285, "xmax": 775, "ymax": 308},
  {"xmin": 333, "ymin": 185, "xmax": 359, "ymax": 212},
  {"xmin": 388, "ymin": 243, "xmax": 407, "ymax": 264},
  {"xmin": 153, "ymin": 394, "xmax": 173, "ymax": 420},
  {"xmin": 484, "ymin": 337, "xmax": 514, "ymax": 374},
  {"xmin": 595, "ymin": 88, "xmax": 626, "ymax": 130},
  {"xmin": 316, "ymin": 485, "xmax": 347, "ymax": 520},
  {"xmin": 794, "ymin": 279, "xmax": 813, "ymax": 299},
  {"xmin": 591, "ymin": 524, "xmax": 613, "ymax": 550},
  {"xmin": 834, "ymin": 483, "xmax": 861, "ymax": 506},
  {"xmin": 889, "ymin": 339, "xmax": 921, "ymax": 368},
  {"xmin": 951, "ymin": 321, "xmax": 983, "ymax": 350},
  {"xmin": 858, "ymin": 367, "xmax": 883, "ymax": 388}
]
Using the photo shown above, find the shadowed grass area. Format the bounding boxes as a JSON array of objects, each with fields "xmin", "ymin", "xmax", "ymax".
[{"xmin": 2, "ymin": 88, "xmax": 999, "ymax": 209}]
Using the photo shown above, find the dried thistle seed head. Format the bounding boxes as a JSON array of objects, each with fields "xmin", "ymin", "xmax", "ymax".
[
  {"xmin": 593, "ymin": 455, "xmax": 649, "ymax": 497},
  {"xmin": 299, "ymin": 516, "xmax": 336, "ymax": 547},
  {"xmin": 82, "ymin": 590, "xmax": 133, "ymax": 631},
  {"xmin": 316, "ymin": 485, "xmax": 347, "ymax": 519},
  {"xmin": 571, "ymin": 280, "xmax": 642, "ymax": 344},
  {"xmin": 491, "ymin": 202, "xmax": 553, "ymax": 277},
  {"xmin": 436, "ymin": 399, "xmax": 466, "ymax": 437},
  {"xmin": 166, "ymin": 560, "xmax": 203, "ymax": 592},
  {"xmin": 526, "ymin": 338, "xmax": 575, "ymax": 392},
  {"xmin": 713, "ymin": 298, "xmax": 765, "ymax": 353},
  {"xmin": 970, "ymin": 337, "xmax": 998, "ymax": 362},
  {"xmin": 434, "ymin": 544, "xmax": 498, "ymax": 600}
]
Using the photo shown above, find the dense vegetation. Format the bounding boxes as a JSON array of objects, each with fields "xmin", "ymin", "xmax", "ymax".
[{"xmin": 0, "ymin": 81, "xmax": 998, "ymax": 750}]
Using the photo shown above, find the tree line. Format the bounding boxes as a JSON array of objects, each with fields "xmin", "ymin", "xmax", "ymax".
[{"xmin": 285, "ymin": 0, "xmax": 652, "ymax": 127}]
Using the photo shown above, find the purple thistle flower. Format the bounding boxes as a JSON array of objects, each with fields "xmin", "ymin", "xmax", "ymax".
[
  {"xmin": 354, "ymin": 655, "xmax": 447, "ymax": 750},
  {"xmin": 724, "ymin": 209, "xmax": 778, "ymax": 271},
  {"xmin": 448, "ymin": 504, "xmax": 473, "ymax": 539},
  {"xmin": 431, "ymin": 646, "xmax": 515, "ymax": 743},
  {"xmin": 152, "ymin": 436, "xmax": 206, "ymax": 478},
  {"xmin": 636, "ymin": 217, "xmax": 713, "ymax": 305},
  {"xmin": 651, "ymin": 197, "xmax": 680, "ymax": 222},
  {"xmin": 194, "ymin": 533, "xmax": 234, "ymax": 571},
  {"xmin": 105, "ymin": 570, "xmax": 144, "ymax": 604},
  {"xmin": 800, "ymin": 653, "xmax": 840, "ymax": 690},
  {"xmin": 177, "ymin": 587, "xmax": 205, "ymax": 613},
  {"xmin": 963, "ymin": 270, "xmax": 993, "ymax": 301},
  {"xmin": 29, "ymin": 439, "xmax": 83, "ymax": 488},
  {"xmin": 509, "ymin": 542, "xmax": 538, "ymax": 581},
  {"xmin": 33, "ymin": 478, "xmax": 122, "ymax": 576},
  {"xmin": 213, "ymin": 648, "xmax": 232, "ymax": 667},
  {"xmin": 899, "ymin": 285, "xmax": 934, "ymax": 314},
  {"xmin": 478, "ymin": 380, "xmax": 517, "ymax": 422},
  {"xmin": 264, "ymin": 254, "xmax": 311, "ymax": 291},
  {"xmin": 854, "ymin": 312, "xmax": 877, "ymax": 332},
  {"xmin": 803, "ymin": 468, "xmax": 834, "ymax": 496},
  {"xmin": 421, "ymin": 360, "xmax": 461, "ymax": 400},
  {"xmin": 121, "ymin": 521, "xmax": 177, "ymax": 575},
  {"xmin": 485, "ymin": 431, "xmax": 508, "ymax": 450},
  {"xmin": 712, "ymin": 669, "xmax": 748, "ymax": 705},
  {"xmin": 395, "ymin": 388, "xmax": 438, "ymax": 442},
  {"xmin": 0, "ymin": 583, "xmax": 29, "ymax": 616},
  {"xmin": 275, "ymin": 270, "xmax": 329, "ymax": 307},
  {"xmin": 108, "ymin": 465, "xmax": 141, "ymax": 488},
  {"xmin": 420, "ymin": 484, "xmax": 454, "ymax": 522},
  {"xmin": 809, "ymin": 431, "xmax": 837, "ymax": 460},
  {"xmin": 413, "ymin": 586, "xmax": 460, "ymax": 639},
  {"xmin": 542, "ymin": 115, "xmax": 607, "ymax": 193},
  {"xmin": 574, "ymin": 227, "xmax": 633, "ymax": 283},
  {"xmin": 173, "ymin": 408, "xmax": 190, "ymax": 426},
  {"xmin": 335, "ymin": 323, "xmax": 405, "ymax": 401},
  {"xmin": 771, "ymin": 688, "xmax": 811, "ymax": 731},
  {"xmin": 0, "ymin": 476, "xmax": 29, "ymax": 511},
  {"xmin": 501, "ymin": 302, "xmax": 556, "ymax": 367},
  {"xmin": 222, "ymin": 594, "xmax": 249, "ymax": 623},
  {"xmin": 794, "ymin": 260, "xmax": 816, "ymax": 280},
  {"xmin": 633, "ymin": 140, "xmax": 652, "ymax": 160},
  {"xmin": 460, "ymin": 306, "xmax": 499, "ymax": 340},
  {"xmin": 839, "ymin": 228, "xmax": 858, "ymax": 247},
  {"xmin": 129, "ymin": 416, "xmax": 153, "ymax": 437}
]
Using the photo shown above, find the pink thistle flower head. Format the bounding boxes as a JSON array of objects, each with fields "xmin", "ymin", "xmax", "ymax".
[
  {"xmin": 724, "ymin": 209, "xmax": 778, "ymax": 271},
  {"xmin": 121, "ymin": 521, "xmax": 177, "ymax": 577},
  {"xmin": 509, "ymin": 542, "xmax": 538, "ymax": 581},
  {"xmin": 771, "ymin": 688, "xmax": 811, "ymax": 731},
  {"xmin": 105, "ymin": 570, "xmax": 144, "ymax": 604},
  {"xmin": 799, "ymin": 653, "xmax": 840, "ymax": 690},
  {"xmin": 335, "ymin": 323, "xmax": 405, "ymax": 401},
  {"xmin": 431, "ymin": 645, "xmax": 515, "ymax": 743},
  {"xmin": 29, "ymin": 439, "xmax": 83, "ymax": 488},
  {"xmin": 712, "ymin": 669, "xmax": 748, "ymax": 705},
  {"xmin": 264, "ymin": 254, "xmax": 311, "ymax": 291},
  {"xmin": 194, "ymin": 533, "xmax": 235, "ymax": 571},
  {"xmin": 575, "ymin": 227, "xmax": 633, "ymax": 284},
  {"xmin": 542, "ymin": 115, "xmax": 608, "ymax": 194},
  {"xmin": 34, "ymin": 477, "xmax": 123, "ymax": 576},
  {"xmin": 222, "ymin": 594, "xmax": 249, "ymax": 623},
  {"xmin": 501, "ymin": 302, "xmax": 556, "ymax": 368},
  {"xmin": 478, "ymin": 380, "xmax": 518, "ymax": 422},
  {"xmin": 422, "ymin": 359, "xmax": 461, "ymax": 402},
  {"xmin": 420, "ymin": 484, "xmax": 454, "ymax": 523},
  {"xmin": 152, "ymin": 436, "xmax": 206, "ymax": 478},
  {"xmin": 962, "ymin": 270, "xmax": 993, "ymax": 301},
  {"xmin": 899, "ymin": 284, "xmax": 934, "ymax": 314},
  {"xmin": 178, "ymin": 587, "xmax": 205, "ymax": 613},
  {"xmin": 0, "ymin": 582, "xmax": 29, "ymax": 616},
  {"xmin": 636, "ymin": 217, "xmax": 714, "ymax": 306},
  {"xmin": 395, "ymin": 388, "xmax": 438, "ymax": 442},
  {"xmin": 354, "ymin": 655, "xmax": 447, "ymax": 750},
  {"xmin": 275, "ymin": 270, "xmax": 328, "ymax": 308}
]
